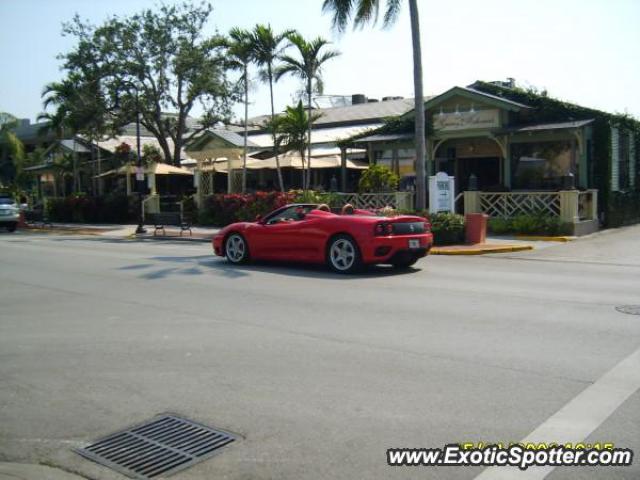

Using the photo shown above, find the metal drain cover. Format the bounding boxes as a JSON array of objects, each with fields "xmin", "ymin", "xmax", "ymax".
[
  {"xmin": 75, "ymin": 414, "xmax": 236, "ymax": 479},
  {"xmin": 615, "ymin": 305, "xmax": 640, "ymax": 316}
]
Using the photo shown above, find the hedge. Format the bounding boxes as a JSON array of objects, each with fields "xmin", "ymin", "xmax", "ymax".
[{"xmin": 46, "ymin": 194, "xmax": 137, "ymax": 223}]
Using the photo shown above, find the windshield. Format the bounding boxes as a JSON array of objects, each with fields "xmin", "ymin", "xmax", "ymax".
[
  {"xmin": 0, "ymin": 198, "xmax": 16, "ymax": 205},
  {"xmin": 264, "ymin": 205, "xmax": 317, "ymax": 225}
]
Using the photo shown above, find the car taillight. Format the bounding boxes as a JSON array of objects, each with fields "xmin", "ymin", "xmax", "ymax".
[
  {"xmin": 386, "ymin": 223, "xmax": 394, "ymax": 235},
  {"xmin": 424, "ymin": 221, "xmax": 431, "ymax": 232},
  {"xmin": 374, "ymin": 222, "xmax": 394, "ymax": 236}
]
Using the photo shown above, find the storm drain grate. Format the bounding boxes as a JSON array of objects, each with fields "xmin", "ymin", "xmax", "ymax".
[
  {"xmin": 75, "ymin": 414, "xmax": 236, "ymax": 479},
  {"xmin": 615, "ymin": 305, "xmax": 640, "ymax": 316}
]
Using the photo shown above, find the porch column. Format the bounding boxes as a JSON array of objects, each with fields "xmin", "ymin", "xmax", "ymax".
[
  {"xmin": 463, "ymin": 191, "xmax": 481, "ymax": 214},
  {"xmin": 559, "ymin": 190, "xmax": 580, "ymax": 224},
  {"xmin": 147, "ymin": 173, "xmax": 156, "ymax": 195},
  {"xmin": 340, "ymin": 146, "xmax": 347, "ymax": 192},
  {"xmin": 503, "ymin": 140, "xmax": 511, "ymax": 189},
  {"xmin": 426, "ymin": 138, "xmax": 434, "ymax": 176}
]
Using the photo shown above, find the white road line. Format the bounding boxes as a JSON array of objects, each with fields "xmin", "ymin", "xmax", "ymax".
[{"xmin": 476, "ymin": 346, "xmax": 640, "ymax": 479}]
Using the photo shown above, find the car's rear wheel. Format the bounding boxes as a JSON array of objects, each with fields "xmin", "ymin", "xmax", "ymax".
[
  {"xmin": 6, "ymin": 223, "xmax": 17, "ymax": 233},
  {"xmin": 327, "ymin": 235, "xmax": 362, "ymax": 273},
  {"xmin": 392, "ymin": 256, "xmax": 419, "ymax": 269},
  {"xmin": 225, "ymin": 233, "xmax": 249, "ymax": 264}
]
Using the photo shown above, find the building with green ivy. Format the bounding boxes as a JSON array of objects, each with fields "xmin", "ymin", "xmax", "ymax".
[{"xmin": 347, "ymin": 80, "xmax": 640, "ymax": 229}]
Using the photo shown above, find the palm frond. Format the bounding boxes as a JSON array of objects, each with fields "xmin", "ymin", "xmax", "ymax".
[
  {"xmin": 382, "ymin": 0, "xmax": 402, "ymax": 27},
  {"xmin": 354, "ymin": 0, "xmax": 380, "ymax": 28},
  {"xmin": 321, "ymin": 0, "xmax": 354, "ymax": 32}
]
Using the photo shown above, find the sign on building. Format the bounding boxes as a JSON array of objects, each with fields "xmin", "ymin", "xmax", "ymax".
[
  {"xmin": 429, "ymin": 171, "xmax": 455, "ymax": 213},
  {"xmin": 432, "ymin": 108, "xmax": 500, "ymax": 131}
]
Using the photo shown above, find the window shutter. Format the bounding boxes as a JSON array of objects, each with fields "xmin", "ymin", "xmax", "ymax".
[{"xmin": 611, "ymin": 127, "xmax": 619, "ymax": 191}]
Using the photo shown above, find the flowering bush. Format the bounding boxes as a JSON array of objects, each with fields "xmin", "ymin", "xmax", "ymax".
[{"xmin": 199, "ymin": 191, "xmax": 296, "ymax": 226}]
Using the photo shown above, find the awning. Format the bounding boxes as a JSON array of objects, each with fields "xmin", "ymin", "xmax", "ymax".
[
  {"xmin": 95, "ymin": 162, "xmax": 193, "ymax": 178},
  {"xmin": 246, "ymin": 150, "xmax": 368, "ymax": 170}
]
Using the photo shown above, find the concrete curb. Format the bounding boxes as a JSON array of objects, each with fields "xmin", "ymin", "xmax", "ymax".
[
  {"xmin": 431, "ymin": 244, "xmax": 534, "ymax": 255},
  {"xmin": 0, "ymin": 462, "xmax": 89, "ymax": 480},
  {"xmin": 134, "ymin": 234, "xmax": 211, "ymax": 243},
  {"xmin": 514, "ymin": 235, "xmax": 575, "ymax": 242}
]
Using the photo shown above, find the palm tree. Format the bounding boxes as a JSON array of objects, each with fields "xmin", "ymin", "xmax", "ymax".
[
  {"xmin": 40, "ymin": 80, "xmax": 80, "ymax": 192},
  {"xmin": 0, "ymin": 113, "xmax": 25, "ymax": 187},
  {"xmin": 227, "ymin": 27, "xmax": 253, "ymax": 193},
  {"xmin": 270, "ymin": 101, "xmax": 321, "ymax": 188},
  {"xmin": 322, "ymin": 0, "xmax": 427, "ymax": 210},
  {"xmin": 249, "ymin": 24, "xmax": 293, "ymax": 192},
  {"xmin": 275, "ymin": 33, "xmax": 340, "ymax": 191}
]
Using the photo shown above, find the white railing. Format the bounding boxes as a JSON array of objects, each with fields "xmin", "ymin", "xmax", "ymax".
[
  {"xmin": 141, "ymin": 194, "xmax": 160, "ymax": 220},
  {"xmin": 478, "ymin": 192, "xmax": 561, "ymax": 218},
  {"xmin": 335, "ymin": 192, "xmax": 414, "ymax": 210},
  {"xmin": 464, "ymin": 189, "xmax": 599, "ymax": 227}
]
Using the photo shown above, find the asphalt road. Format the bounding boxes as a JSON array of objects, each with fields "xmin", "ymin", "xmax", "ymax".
[{"xmin": 1, "ymin": 226, "xmax": 639, "ymax": 480}]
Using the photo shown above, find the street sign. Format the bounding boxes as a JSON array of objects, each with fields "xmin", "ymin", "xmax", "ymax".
[
  {"xmin": 135, "ymin": 166, "xmax": 144, "ymax": 181},
  {"xmin": 429, "ymin": 171, "xmax": 455, "ymax": 213}
]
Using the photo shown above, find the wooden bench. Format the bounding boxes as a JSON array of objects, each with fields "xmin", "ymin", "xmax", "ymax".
[{"xmin": 146, "ymin": 212, "xmax": 192, "ymax": 236}]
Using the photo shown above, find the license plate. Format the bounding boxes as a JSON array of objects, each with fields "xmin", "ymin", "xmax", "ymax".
[{"xmin": 408, "ymin": 239, "xmax": 420, "ymax": 249}]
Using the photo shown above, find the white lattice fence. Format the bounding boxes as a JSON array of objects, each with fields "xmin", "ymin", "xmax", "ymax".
[
  {"xmin": 479, "ymin": 192, "xmax": 561, "ymax": 218},
  {"xmin": 335, "ymin": 192, "xmax": 413, "ymax": 210}
]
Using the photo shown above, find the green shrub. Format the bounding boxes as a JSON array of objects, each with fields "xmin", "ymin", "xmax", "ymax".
[
  {"xmin": 488, "ymin": 213, "xmax": 570, "ymax": 236},
  {"xmin": 358, "ymin": 164, "xmax": 399, "ymax": 193},
  {"xmin": 428, "ymin": 212, "xmax": 465, "ymax": 245},
  {"xmin": 292, "ymin": 190, "xmax": 341, "ymax": 206}
]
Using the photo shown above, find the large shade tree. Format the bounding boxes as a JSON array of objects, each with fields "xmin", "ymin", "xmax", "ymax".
[
  {"xmin": 275, "ymin": 33, "xmax": 340, "ymax": 190},
  {"xmin": 58, "ymin": 2, "xmax": 236, "ymax": 166},
  {"xmin": 322, "ymin": 0, "xmax": 427, "ymax": 209},
  {"xmin": 250, "ymin": 24, "xmax": 293, "ymax": 192}
]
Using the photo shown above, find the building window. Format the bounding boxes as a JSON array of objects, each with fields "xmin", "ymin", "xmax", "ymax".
[
  {"xmin": 511, "ymin": 141, "xmax": 576, "ymax": 190},
  {"xmin": 619, "ymin": 131, "xmax": 630, "ymax": 190}
]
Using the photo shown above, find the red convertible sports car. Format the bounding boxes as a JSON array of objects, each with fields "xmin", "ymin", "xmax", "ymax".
[{"xmin": 213, "ymin": 204, "xmax": 433, "ymax": 273}]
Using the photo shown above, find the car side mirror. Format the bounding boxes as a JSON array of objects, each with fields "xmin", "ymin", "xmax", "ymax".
[{"xmin": 255, "ymin": 214, "xmax": 263, "ymax": 223}]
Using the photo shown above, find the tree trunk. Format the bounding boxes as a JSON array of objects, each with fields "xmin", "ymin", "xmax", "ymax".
[
  {"xmin": 242, "ymin": 64, "xmax": 248, "ymax": 193},
  {"xmin": 409, "ymin": 0, "xmax": 427, "ymax": 211},
  {"xmin": 306, "ymin": 77, "xmax": 313, "ymax": 192},
  {"xmin": 268, "ymin": 64, "xmax": 285, "ymax": 192}
]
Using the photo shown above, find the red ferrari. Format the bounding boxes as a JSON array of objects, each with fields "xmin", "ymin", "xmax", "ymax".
[{"xmin": 212, "ymin": 204, "xmax": 433, "ymax": 273}]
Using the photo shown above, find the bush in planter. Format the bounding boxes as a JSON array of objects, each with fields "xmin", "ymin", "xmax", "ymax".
[
  {"xmin": 428, "ymin": 212, "xmax": 465, "ymax": 245},
  {"xmin": 488, "ymin": 213, "xmax": 570, "ymax": 236}
]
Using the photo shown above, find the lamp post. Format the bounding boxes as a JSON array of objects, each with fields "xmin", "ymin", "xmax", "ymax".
[{"xmin": 133, "ymin": 88, "xmax": 146, "ymax": 234}]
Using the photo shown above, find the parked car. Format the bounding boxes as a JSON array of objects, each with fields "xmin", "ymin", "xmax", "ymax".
[
  {"xmin": 0, "ymin": 196, "xmax": 20, "ymax": 232},
  {"xmin": 212, "ymin": 204, "xmax": 433, "ymax": 273}
]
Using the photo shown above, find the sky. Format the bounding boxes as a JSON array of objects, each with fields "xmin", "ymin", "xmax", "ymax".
[{"xmin": 1, "ymin": 0, "xmax": 639, "ymax": 123}]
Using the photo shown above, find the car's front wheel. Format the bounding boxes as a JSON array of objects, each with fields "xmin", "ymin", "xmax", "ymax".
[
  {"xmin": 6, "ymin": 223, "xmax": 17, "ymax": 233},
  {"xmin": 225, "ymin": 233, "xmax": 249, "ymax": 264},
  {"xmin": 327, "ymin": 235, "xmax": 362, "ymax": 273}
]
